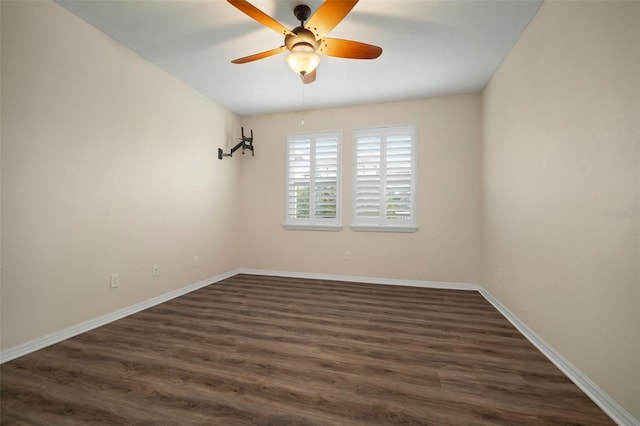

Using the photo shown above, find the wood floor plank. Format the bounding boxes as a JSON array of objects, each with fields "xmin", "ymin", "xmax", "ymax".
[{"xmin": 1, "ymin": 274, "xmax": 614, "ymax": 425}]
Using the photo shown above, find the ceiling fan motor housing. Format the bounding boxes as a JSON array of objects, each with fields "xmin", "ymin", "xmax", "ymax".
[{"xmin": 285, "ymin": 27, "xmax": 320, "ymax": 51}]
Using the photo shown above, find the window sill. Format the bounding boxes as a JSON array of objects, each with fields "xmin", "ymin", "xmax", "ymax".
[
  {"xmin": 350, "ymin": 225, "xmax": 418, "ymax": 233},
  {"xmin": 283, "ymin": 224, "xmax": 343, "ymax": 232}
]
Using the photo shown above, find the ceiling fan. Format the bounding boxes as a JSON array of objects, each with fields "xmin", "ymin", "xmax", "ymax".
[{"xmin": 227, "ymin": 0, "xmax": 382, "ymax": 84}]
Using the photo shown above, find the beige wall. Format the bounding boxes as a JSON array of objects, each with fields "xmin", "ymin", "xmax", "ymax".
[
  {"xmin": 238, "ymin": 95, "xmax": 482, "ymax": 284},
  {"xmin": 482, "ymin": 0, "xmax": 640, "ymax": 418},
  {"xmin": 0, "ymin": 1, "xmax": 242, "ymax": 350}
]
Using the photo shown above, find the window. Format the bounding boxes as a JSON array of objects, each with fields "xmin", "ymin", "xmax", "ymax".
[
  {"xmin": 285, "ymin": 130, "xmax": 341, "ymax": 231},
  {"xmin": 352, "ymin": 125, "xmax": 417, "ymax": 232}
]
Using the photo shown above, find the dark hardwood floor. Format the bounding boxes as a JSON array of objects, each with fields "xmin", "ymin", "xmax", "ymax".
[{"xmin": 1, "ymin": 274, "xmax": 614, "ymax": 425}]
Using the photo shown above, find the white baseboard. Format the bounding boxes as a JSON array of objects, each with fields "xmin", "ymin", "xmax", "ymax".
[
  {"xmin": 237, "ymin": 268, "xmax": 479, "ymax": 291},
  {"xmin": 478, "ymin": 288, "xmax": 638, "ymax": 426},
  {"xmin": 0, "ymin": 269, "xmax": 241, "ymax": 364},
  {"xmin": 1, "ymin": 268, "xmax": 636, "ymax": 425}
]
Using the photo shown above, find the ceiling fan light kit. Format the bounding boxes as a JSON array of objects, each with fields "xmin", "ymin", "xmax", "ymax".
[
  {"xmin": 287, "ymin": 45, "xmax": 320, "ymax": 76},
  {"xmin": 227, "ymin": 0, "xmax": 382, "ymax": 84}
]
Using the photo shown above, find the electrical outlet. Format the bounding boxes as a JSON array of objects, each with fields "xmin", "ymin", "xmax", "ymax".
[
  {"xmin": 193, "ymin": 256, "xmax": 199, "ymax": 267},
  {"xmin": 344, "ymin": 251, "xmax": 351, "ymax": 261},
  {"xmin": 110, "ymin": 273, "xmax": 119, "ymax": 289},
  {"xmin": 152, "ymin": 266, "xmax": 160, "ymax": 277}
]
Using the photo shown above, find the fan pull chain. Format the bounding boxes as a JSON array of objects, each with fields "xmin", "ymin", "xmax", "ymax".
[{"xmin": 301, "ymin": 84, "xmax": 305, "ymax": 126}]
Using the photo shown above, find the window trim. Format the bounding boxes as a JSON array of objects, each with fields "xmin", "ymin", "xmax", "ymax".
[
  {"xmin": 351, "ymin": 124, "xmax": 418, "ymax": 233},
  {"xmin": 349, "ymin": 224, "xmax": 417, "ymax": 233},
  {"xmin": 284, "ymin": 129, "xmax": 342, "ymax": 231}
]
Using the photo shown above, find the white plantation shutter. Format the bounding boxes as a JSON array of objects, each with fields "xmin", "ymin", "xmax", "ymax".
[
  {"xmin": 353, "ymin": 125, "xmax": 417, "ymax": 231},
  {"xmin": 354, "ymin": 134, "xmax": 381, "ymax": 219},
  {"xmin": 285, "ymin": 131, "xmax": 341, "ymax": 230},
  {"xmin": 287, "ymin": 138, "xmax": 311, "ymax": 219}
]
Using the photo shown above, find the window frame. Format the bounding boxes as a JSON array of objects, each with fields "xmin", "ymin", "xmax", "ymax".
[
  {"xmin": 351, "ymin": 124, "xmax": 418, "ymax": 233},
  {"xmin": 284, "ymin": 129, "xmax": 342, "ymax": 231}
]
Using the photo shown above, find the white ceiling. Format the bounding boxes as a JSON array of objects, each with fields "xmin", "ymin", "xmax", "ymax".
[{"xmin": 56, "ymin": 0, "xmax": 542, "ymax": 117}]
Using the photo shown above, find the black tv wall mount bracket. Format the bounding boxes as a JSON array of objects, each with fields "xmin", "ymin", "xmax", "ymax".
[{"xmin": 218, "ymin": 127, "xmax": 254, "ymax": 160}]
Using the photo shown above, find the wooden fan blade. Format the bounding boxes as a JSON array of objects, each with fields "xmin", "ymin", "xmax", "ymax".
[
  {"xmin": 318, "ymin": 38, "xmax": 382, "ymax": 59},
  {"xmin": 301, "ymin": 69, "xmax": 317, "ymax": 84},
  {"xmin": 306, "ymin": 0, "xmax": 358, "ymax": 39},
  {"xmin": 231, "ymin": 46, "xmax": 286, "ymax": 64},
  {"xmin": 227, "ymin": 0, "xmax": 293, "ymax": 35}
]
